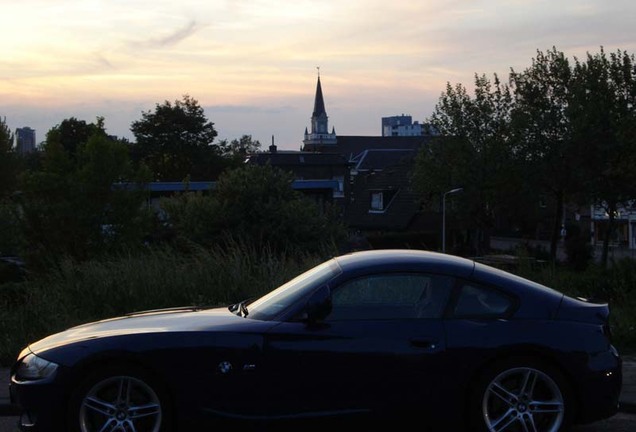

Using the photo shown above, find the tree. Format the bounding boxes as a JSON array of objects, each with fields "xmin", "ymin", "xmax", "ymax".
[
  {"xmin": 415, "ymin": 74, "xmax": 519, "ymax": 254},
  {"xmin": 0, "ymin": 117, "xmax": 17, "ymax": 199},
  {"xmin": 160, "ymin": 165, "xmax": 345, "ymax": 253},
  {"xmin": 19, "ymin": 120, "xmax": 151, "ymax": 266},
  {"xmin": 509, "ymin": 48, "xmax": 578, "ymax": 263},
  {"xmin": 46, "ymin": 117, "xmax": 106, "ymax": 159},
  {"xmin": 0, "ymin": 117, "xmax": 23, "ymax": 256},
  {"xmin": 130, "ymin": 95, "xmax": 219, "ymax": 181},
  {"xmin": 570, "ymin": 48, "xmax": 636, "ymax": 267},
  {"xmin": 218, "ymin": 135, "xmax": 262, "ymax": 157}
]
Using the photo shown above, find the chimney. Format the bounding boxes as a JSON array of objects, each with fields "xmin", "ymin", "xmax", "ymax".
[{"xmin": 269, "ymin": 135, "xmax": 277, "ymax": 153}]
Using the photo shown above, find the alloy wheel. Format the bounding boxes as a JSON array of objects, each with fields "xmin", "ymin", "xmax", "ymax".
[
  {"xmin": 79, "ymin": 375, "xmax": 163, "ymax": 432},
  {"xmin": 482, "ymin": 366, "xmax": 564, "ymax": 432}
]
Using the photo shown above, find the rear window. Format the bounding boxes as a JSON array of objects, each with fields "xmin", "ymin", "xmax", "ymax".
[{"xmin": 452, "ymin": 282, "xmax": 514, "ymax": 318}]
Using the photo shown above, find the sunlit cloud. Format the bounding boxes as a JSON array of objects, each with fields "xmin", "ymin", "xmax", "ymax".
[{"xmin": 1, "ymin": 0, "xmax": 636, "ymax": 148}]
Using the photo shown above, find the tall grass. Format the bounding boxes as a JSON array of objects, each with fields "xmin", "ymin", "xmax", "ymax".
[{"xmin": 0, "ymin": 240, "xmax": 327, "ymax": 365}]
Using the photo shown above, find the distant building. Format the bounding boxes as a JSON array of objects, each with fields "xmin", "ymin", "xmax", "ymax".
[
  {"xmin": 381, "ymin": 114, "xmax": 438, "ymax": 137},
  {"xmin": 15, "ymin": 127, "xmax": 36, "ymax": 154}
]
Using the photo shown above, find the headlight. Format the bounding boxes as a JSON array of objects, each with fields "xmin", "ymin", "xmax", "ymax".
[{"xmin": 15, "ymin": 353, "xmax": 59, "ymax": 381}]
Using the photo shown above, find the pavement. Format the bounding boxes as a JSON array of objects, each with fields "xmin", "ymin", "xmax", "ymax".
[{"xmin": 0, "ymin": 357, "xmax": 635, "ymax": 417}]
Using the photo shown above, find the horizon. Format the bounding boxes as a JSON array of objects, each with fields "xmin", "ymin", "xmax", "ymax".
[{"xmin": 2, "ymin": 0, "xmax": 636, "ymax": 150}]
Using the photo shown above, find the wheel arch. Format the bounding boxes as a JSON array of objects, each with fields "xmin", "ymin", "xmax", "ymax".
[
  {"xmin": 463, "ymin": 346, "xmax": 581, "ymax": 425},
  {"xmin": 64, "ymin": 352, "xmax": 177, "ymax": 432}
]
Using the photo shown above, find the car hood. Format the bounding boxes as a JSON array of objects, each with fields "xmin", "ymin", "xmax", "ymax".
[{"xmin": 28, "ymin": 306, "xmax": 259, "ymax": 356}]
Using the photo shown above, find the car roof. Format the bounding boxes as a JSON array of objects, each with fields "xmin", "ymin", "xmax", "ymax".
[{"xmin": 334, "ymin": 249, "xmax": 475, "ymax": 278}]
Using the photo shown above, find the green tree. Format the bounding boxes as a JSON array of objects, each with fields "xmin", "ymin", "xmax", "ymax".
[
  {"xmin": 160, "ymin": 165, "xmax": 345, "ymax": 253},
  {"xmin": 509, "ymin": 48, "xmax": 577, "ymax": 262},
  {"xmin": 46, "ymin": 117, "xmax": 107, "ymax": 159},
  {"xmin": 19, "ymin": 121, "xmax": 151, "ymax": 266},
  {"xmin": 130, "ymin": 95, "xmax": 220, "ymax": 181},
  {"xmin": 219, "ymin": 134, "xmax": 262, "ymax": 157},
  {"xmin": 0, "ymin": 116, "xmax": 17, "ymax": 199},
  {"xmin": 415, "ymin": 74, "xmax": 519, "ymax": 254},
  {"xmin": 570, "ymin": 48, "xmax": 636, "ymax": 267},
  {"xmin": 0, "ymin": 117, "xmax": 24, "ymax": 256}
]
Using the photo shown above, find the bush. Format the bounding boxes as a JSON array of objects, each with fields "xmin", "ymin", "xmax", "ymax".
[{"xmin": 159, "ymin": 165, "xmax": 346, "ymax": 254}]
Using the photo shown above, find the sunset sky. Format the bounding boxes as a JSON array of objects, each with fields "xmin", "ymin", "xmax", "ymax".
[{"xmin": 2, "ymin": 0, "xmax": 635, "ymax": 150}]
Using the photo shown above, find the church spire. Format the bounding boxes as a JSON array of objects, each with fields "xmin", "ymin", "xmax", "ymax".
[
  {"xmin": 312, "ymin": 69, "xmax": 326, "ymax": 118},
  {"xmin": 302, "ymin": 69, "xmax": 337, "ymax": 151}
]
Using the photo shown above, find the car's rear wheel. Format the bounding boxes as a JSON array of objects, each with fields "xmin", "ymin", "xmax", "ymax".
[
  {"xmin": 69, "ymin": 366, "xmax": 171, "ymax": 432},
  {"xmin": 471, "ymin": 358, "xmax": 572, "ymax": 432}
]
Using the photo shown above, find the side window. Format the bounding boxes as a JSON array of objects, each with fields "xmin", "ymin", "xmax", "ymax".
[
  {"xmin": 452, "ymin": 283, "xmax": 514, "ymax": 318},
  {"xmin": 327, "ymin": 273, "xmax": 453, "ymax": 321}
]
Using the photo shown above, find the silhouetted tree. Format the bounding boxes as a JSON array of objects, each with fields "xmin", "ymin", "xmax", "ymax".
[
  {"xmin": 19, "ymin": 120, "xmax": 151, "ymax": 266},
  {"xmin": 160, "ymin": 165, "xmax": 345, "ymax": 253},
  {"xmin": 130, "ymin": 95, "xmax": 221, "ymax": 181},
  {"xmin": 509, "ymin": 48, "xmax": 581, "ymax": 263},
  {"xmin": 415, "ymin": 74, "xmax": 519, "ymax": 255},
  {"xmin": 570, "ymin": 48, "xmax": 636, "ymax": 267}
]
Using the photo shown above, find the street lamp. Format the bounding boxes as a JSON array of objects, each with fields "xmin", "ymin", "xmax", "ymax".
[{"xmin": 442, "ymin": 187, "xmax": 463, "ymax": 254}]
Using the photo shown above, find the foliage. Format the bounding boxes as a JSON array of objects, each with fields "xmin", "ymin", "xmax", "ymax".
[
  {"xmin": 508, "ymin": 48, "xmax": 577, "ymax": 263},
  {"xmin": 18, "ymin": 121, "xmax": 152, "ymax": 266},
  {"xmin": 45, "ymin": 117, "xmax": 106, "ymax": 159},
  {"xmin": 415, "ymin": 74, "xmax": 523, "ymax": 254},
  {"xmin": 130, "ymin": 95, "xmax": 223, "ymax": 181},
  {"xmin": 160, "ymin": 164, "xmax": 346, "ymax": 254},
  {"xmin": 418, "ymin": 46, "xmax": 636, "ymax": 264},
  {"xmin": 0, "ymin": 116, "xmax": 18, "ymax": 199},
  {"xmin": 218, "ymin": 134, "xmax": 262, "ymax": 160},
  {"xmin": 569, "ymin": 48, "xmax": 636, "ymax": 267},
  {"xmin": 158, "ymin": 191, "xmax": 221, "ymax": 247},
  {"xmin": 0, "ymin": 201, "xmax": 23, "ymax": 257}
]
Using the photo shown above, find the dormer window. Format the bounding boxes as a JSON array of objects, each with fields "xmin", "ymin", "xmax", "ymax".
[{"xmin": 369, "ymin": 189, "xmax": 398, "ymax": 213}]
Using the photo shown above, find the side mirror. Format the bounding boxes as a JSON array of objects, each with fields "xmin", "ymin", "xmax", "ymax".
[{"xmin": 305, "ymin": 285, "xmax": 332, "ymax": 324}]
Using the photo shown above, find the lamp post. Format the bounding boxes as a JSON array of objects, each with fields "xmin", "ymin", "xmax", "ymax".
[{"xmin": 442, "ymin": 187, "xmax": 463, "ymax": 254}]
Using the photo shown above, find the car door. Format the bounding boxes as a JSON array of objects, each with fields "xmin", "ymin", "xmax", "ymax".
[{"xmin": 260, "ymin": 271, "xmax": 455, "ymax": 421}]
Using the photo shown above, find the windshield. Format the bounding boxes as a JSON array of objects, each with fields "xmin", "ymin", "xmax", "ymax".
[{"xmin": 247, "ymin": 259, "xmax": 341, "ymax": 320}]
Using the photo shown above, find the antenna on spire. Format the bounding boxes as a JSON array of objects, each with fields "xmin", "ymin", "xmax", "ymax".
[{"xmin": 317, "ymin": 66, "xmax": 320, "ymax": 78}]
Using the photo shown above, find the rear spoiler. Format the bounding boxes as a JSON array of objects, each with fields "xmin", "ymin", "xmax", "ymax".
[{"xmin": 556, "ymin": 295, "xmax": 610, "ymax": 325}]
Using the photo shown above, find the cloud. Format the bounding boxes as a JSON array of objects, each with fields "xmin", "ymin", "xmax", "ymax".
[{"xmin": 133, "ymin": 20, "xmax": 201, "ymax": 49}]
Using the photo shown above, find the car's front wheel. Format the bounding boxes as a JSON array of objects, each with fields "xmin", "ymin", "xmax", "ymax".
[
  {"xmin": 69, "ymin": 366, "xmax": 171, "ymax": 432},
  {"xmin": 471, "ymin": 358, "xmax": 572, "ymax": 432}
]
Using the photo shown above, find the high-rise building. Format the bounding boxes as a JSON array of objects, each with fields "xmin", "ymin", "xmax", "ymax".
[
  {"xmin": 382, "ymin": 115, "xmax": 426, "ymax": 137},
  {"xmin": 15, "ymin": 127, "xmax": 36, "ymax": 153}
]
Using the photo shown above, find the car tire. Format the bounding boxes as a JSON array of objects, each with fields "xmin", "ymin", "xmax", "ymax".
[
  {"xmin": 469, "ymin": 357, "xmax": 573, "ymax": 432},
  {"xmin": 67, "ymin": 364, "xmax": 172, "ymax": 432}
]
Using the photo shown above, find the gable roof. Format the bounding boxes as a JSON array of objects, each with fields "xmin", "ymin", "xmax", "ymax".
[
  {"xmin": 305, "ymin": 135, "xmax": 430, "ymax": 160},
  {"xmin": 247, "ymin": 151, "xmax": 348, "ymax": 167},
  {"xmin": 352, "ymin": 149, "xmax": 417, "ymax": 171}
]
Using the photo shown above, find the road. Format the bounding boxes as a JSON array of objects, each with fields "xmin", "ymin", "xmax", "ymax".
[{"xmin": 1, "ymin": 413, "xmax": 635, "ymax": 432}]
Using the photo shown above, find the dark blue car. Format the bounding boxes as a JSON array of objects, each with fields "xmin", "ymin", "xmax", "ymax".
[{"xmin": 10, "ymin": 250, "xmax": 622, "ymax": 431}]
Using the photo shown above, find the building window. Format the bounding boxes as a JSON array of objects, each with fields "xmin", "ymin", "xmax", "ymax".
[
  {"xmin": 369, "ymin": 189, "xmax": 397, "ymax": 213},
  {"xmin": 370, "ymin": 192, "xmax": 384, "ymax": 211},
  {"xmin": 333, "ymin": 176, "xmax": 344, "ymax": 198}
]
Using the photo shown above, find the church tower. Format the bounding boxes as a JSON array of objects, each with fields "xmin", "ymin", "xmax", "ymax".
[{"xmin": 303, "ymin": 70, "xmax": 337, "ymax": 151}]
